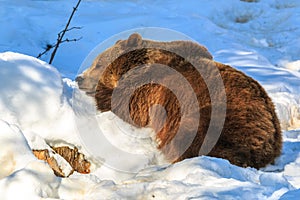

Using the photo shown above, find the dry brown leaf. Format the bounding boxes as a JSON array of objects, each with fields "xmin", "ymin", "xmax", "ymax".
[{"xmin": 32, "ymin": 146, "xmax": 91, "ymax": 177}]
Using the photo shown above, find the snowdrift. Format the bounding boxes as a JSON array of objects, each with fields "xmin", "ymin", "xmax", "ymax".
[{"xmin": 0, "ymin": 52, "xmax": 300, "ymax": 199}]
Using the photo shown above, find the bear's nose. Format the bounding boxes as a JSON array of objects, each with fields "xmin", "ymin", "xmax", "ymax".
[{"xmin": 75, "ymin": 76, "xmax": 84, "ymax": 85}]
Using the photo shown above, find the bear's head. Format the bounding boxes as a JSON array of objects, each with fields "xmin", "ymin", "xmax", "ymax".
[{"xmin": 76, "ymin": 33, "xmax": 213, "ymax": 96}]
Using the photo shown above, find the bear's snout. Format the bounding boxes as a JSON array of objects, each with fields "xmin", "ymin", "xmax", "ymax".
[
  {"xmin": 75, "ymin": 75, "xmax": 97, "ymax": 96},
  {"xmin": 75, "ymin": 75, "xmax": 84, "ymax": 86}
]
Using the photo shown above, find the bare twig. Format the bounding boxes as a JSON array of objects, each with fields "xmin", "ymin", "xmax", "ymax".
[
  {"xmin": 48, "ymin": 0, "xmax": 82, "ymax": 64},
  {"xmin": 58, "ymin": 26, "xmax": 82, "ymax": 35},
  {"xmin": 37, "ymin": 43, "xmax": 55, "ymax": 58},
  {"xmin": 61, "ymin": 37, "xmax": 83, "ymax": 43},
  {"xmin": 37, "ymin": 34, "xmax": 82, "ymax": 59}
]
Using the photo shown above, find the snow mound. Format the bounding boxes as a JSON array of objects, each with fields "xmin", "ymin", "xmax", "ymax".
[
  {"xmin": 0, "ymin": 52, "xmax": 62, "ymax": 132},
  {"xmin": 0, "ymin": 120, "xmax": 60, "ymax": 199},
  {"xmin": 59, "ymin": 157, "xmax": 292, "ymax": 199},
  {"xmin": 0, "ymin": 120, "xmax": 35, "ymax": 179},
  {"xmin": 0, "ymin": 52, "xmax": 83, "ymax": 147},
  {"xmin": 0, "ymin": 161, "xmax": 60, "ymax": 200}
]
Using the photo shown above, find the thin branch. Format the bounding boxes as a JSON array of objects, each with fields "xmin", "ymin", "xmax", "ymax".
[
  {"xmin": 37, "ymin": 36, "xmax": 82, "ymax": 59},
  {"xmin": 37, "ymin": 50, "xmax": 48, "ymax": 59},
  {"xmin": 61, "ymin": 37, "xmax": 83, "ymax": 43},
  {"xmin": 58, "ymin": 26, "xmax": 82, "ymax": 35},
  {"xmin": 37, "ymin": 43, "xmax": 55, "ymax": 58},
  {"xmin": 49, "ymin": 0, "xmax": 82, "ymax": 64}
]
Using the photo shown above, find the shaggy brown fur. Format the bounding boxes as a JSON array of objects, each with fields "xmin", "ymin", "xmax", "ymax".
[{"xmin": 77, "ymin": 33, "xmax": 282, "ymax": 169}]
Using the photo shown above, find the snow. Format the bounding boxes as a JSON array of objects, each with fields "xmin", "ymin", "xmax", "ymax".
[
  {"xmin": 0, "ymin": 0, "xmax": 300, "ymax": 199},
  {"xmin": 0, "ymin": 120, "xmax": 35, "ymax": 179},
  {"xmin": 0, "ymin": 161, "xmax": 60, "ymax": 200}
]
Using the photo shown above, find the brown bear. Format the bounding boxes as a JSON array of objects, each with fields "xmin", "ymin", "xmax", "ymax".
[{"xmin": 77, "ymin": 33, "xmax": 282, "ymax": 169}]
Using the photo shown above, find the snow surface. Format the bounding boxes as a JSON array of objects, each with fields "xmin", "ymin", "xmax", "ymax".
[{"xmin": 0, "ymin": 0, "xmax": 300, "ymax": 199}]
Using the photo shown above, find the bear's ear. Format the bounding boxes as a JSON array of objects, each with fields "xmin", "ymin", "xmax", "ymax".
[
  {"xmin": 115, "ymin": 39, "xmax": 122, "ymax": 44},
  {"xmin": 126, "ymin": 33, "xmax": 142, "ymax": 47}
]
